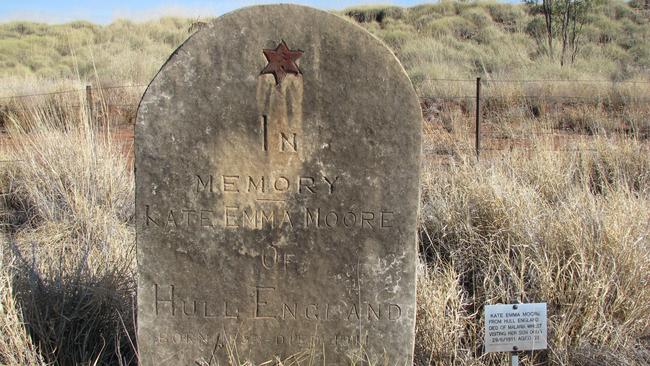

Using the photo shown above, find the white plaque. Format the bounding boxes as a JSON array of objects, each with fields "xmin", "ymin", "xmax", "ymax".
[{"xmin": 484, "ymin": 303, "xmax": 547, "ymax": 353}]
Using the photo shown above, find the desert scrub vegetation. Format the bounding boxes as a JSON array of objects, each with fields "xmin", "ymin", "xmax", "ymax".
[
  {"xmin": 0, "ymin": 262, "xmax": 44, "ymax": 365},
  {"xmin": 0, "ymin": 99, "xmax": 648, "ymax": 365},
  {"xmin": 0, "ymin": 0, "xmax": 648, "ymax": 89},
  {"xmin": 416, "ymin": 136, "xmax": 650, "ymax": 365},
  {"xmin": 0, "ymin": 17, "xmax": 192, "ymax": 83},
  {"xmin": 1, "ymin": 0, "xmax": 648, "ymax": 140},
  {"xmin": 0, "ymin": 102, "xmax": 136, "ymax": 364},
  {"xmin": 344, "ymin": 1, "xmax": 649, "ymax": 84}
]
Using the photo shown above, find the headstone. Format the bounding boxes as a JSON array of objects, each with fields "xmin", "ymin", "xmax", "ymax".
[
  {"xmin": 484, "ymin": 303, "xmax": 548, "ymax": 353},
  {"xmin": 136, "ymin": 4, "xmax": 422, "ymax": 365}
]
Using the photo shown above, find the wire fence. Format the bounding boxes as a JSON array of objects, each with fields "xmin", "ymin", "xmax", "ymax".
[
  {"xmin": 0, "ymin": 78, "xmax": 648, "ymax": 160},
  {"xmin": 0, "ymin": 84, "xmax": 147, "ymax": 101},
  {"xmin": 0, "ymin": 78, "xmax": 647, "ymax": 103}
]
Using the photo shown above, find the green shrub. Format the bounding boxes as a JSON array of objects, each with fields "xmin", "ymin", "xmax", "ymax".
[
  {"xmin": 343, "ymin": 6, "xmax": 403, "ymax": 23},
  {"xmin": 629, "ymin": 44, "xmax": 650, "ymax": 68},
  {"xmin": 591, "ymin": 15, "xmax": 622, "ymax": 44},
  {"xmin": 426, "ymin": 16, "xmax": 478, "ymax": 40},
  {"xmin": 1, "ymin": 0, "xmax": 648, "ymax": 87},
  {"xmin": 461, "ymin": 7, "xmax": 492, "ymax": 29},
  {"xmin": 485, "ymin": 2, "xmax": 526, "ymax": 31}
]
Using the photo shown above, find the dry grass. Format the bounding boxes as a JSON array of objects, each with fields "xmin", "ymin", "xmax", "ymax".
[
  {"xmin": 415, "ymin": 261, "xmax": 473, "ymax": 365},
  {"xmin": 417, "ymin": 136, "xmax": 650, "ymax": 365},
  {"xmin": 0, "ymin": 101, "xmax": 136, "ymax": 365},
  {"xmin": 0, "ymin": 79, "xmax": 142, "ymax": 131},
  {"xmin": 0, "ymin": 261, "xmax": 45, "ymax": 365},
  {"xmin": 1, "ymin": 97, "xmax": 647, "ymax": 366}
]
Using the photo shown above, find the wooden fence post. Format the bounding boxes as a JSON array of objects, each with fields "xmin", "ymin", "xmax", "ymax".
[
  {"xmin": 86, "ymin": 84, "xmax": 93, "ymax": 124},
  {"xmin": 475, "ymin": 77, "xmax": 481, "ymax": 160}
]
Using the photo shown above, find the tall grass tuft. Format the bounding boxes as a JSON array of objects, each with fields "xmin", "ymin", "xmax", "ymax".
[
  {"xmin": 418, "ymin": 138, "xmax": 650, "ymax": 365},
  {"xmin": 0, "ymin": 261, "xmax": 45, "ymax": 366},
  {"xmin": 1, "ymin": 98, "xmax": 136, "ymax": 365}
]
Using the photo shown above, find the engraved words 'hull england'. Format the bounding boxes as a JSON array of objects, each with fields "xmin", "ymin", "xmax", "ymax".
[{"xmin": 135, "ymin": 4, "xmax": 422, "ymax": 365}]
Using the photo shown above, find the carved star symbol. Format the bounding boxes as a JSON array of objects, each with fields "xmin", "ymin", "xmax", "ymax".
[{"xmin": 260, "ymin": 40, "xmax": 303, "ymax": 85}]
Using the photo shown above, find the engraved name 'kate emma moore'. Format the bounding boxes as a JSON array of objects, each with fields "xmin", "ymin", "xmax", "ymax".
[
  {"xmin": 143, "ymin": 205, "xmax": 395, "ymax": 231},
  {"xmin": 142, "ymin": 173, "xmax": 397, "ymax": 231}
]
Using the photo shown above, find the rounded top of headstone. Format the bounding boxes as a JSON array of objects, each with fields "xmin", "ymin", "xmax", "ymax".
[{"xmin": 137, "ymin": 4, "xmax": 421, "ymax": 143}]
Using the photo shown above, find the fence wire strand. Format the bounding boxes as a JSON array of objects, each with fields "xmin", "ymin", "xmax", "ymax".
[{"xmin": 0, "ymin": 80, "xmax": 647, "ymax": 160}]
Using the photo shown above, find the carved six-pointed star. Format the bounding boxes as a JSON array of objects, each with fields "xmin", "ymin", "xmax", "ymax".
[{"xmin": 260, "ymin": 40, "xmax": 303, "ymax": 85}]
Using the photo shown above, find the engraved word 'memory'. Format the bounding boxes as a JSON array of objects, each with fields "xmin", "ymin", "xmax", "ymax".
[
  {"xmin": 153, "ymin": 284, "xmax": 402, "ymax": 321},
  {"xmin": 196, "ymin": 175, "xmax": 340, "ymax": 195}
]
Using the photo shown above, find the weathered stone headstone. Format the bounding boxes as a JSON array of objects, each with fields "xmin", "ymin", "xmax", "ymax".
[{"xmin": 136, "ymin": 4, "xmax": 422, "ymax": 365}]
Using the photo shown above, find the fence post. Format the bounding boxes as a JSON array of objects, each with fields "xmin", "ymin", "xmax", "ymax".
[
  {"xmin": 1, "ymin": 105, "xmax": 7, "ymax": 131},
  {"xmin": 475, "ymin": 77, "xmax": 481, "ymax": 160},
  {"xmin": 511, "ymin": 352, "xmax": 519, "ymax": 366},
  {"xmin": 86, "ymin": 84, "xmax": 93, "ymax": 124}
]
